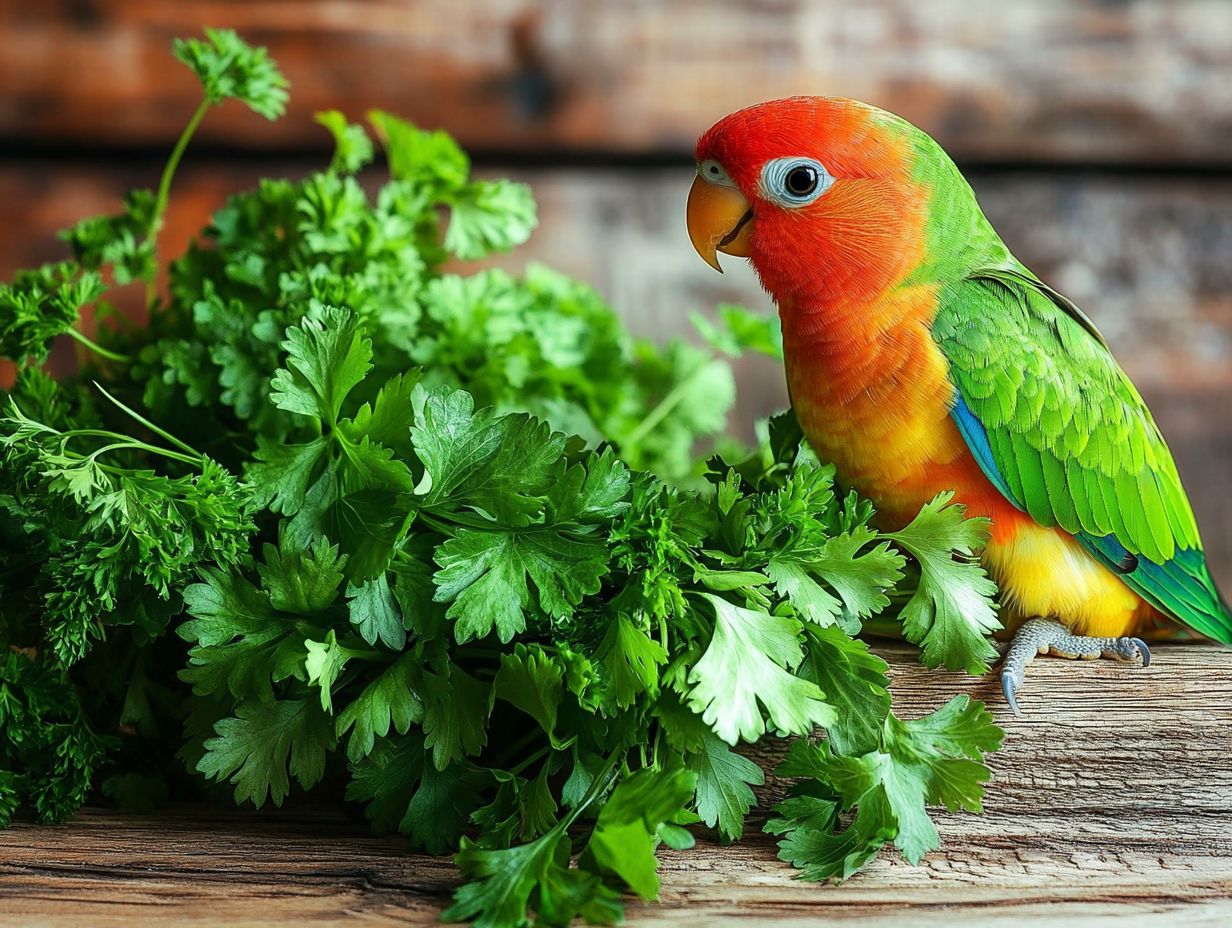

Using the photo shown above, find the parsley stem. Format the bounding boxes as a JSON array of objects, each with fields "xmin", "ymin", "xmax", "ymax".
[
  {"xmin": 559, "ymin": 750, "xmax": 623, "ymax": 831},
  {"xmin": 94, "ymin": 441, "xmax": 201, "ymax": 468},
  {"xmin": 621, "ymin": 356, "xmax": 714, "ymax": 452},
  {"xmin": 25, "ymin": 420, "xmax": 203, "ymax": 468},
  {"xmin": 93, "ymin": 381, "xmax": 204, "ymax": 460},
  {"xmin": 145, "ymin": 97, "xmax": 212, "ymax": 307},
  {"xmin": 507, "ymin": 745, "xmax": 550, "ymax": 778},
  {"xmin": 66, "ymin": 327, "xmax": 132, "ymax": 365}
]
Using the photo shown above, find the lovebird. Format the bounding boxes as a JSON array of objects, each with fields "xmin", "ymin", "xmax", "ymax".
[{"xmin": 686, "ymin": 97, "xmax": 1232, "ymax": 713}]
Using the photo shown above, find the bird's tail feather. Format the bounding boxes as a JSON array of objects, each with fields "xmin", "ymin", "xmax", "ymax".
[{"xmin": 1080, "ymin": 534, "xmax": 1232, "ymax": 645}]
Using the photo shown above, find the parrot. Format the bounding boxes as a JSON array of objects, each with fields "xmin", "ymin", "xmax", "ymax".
[{"xmin": 685, "ymin": 97, "xmax": 1232, "ymax": 714}]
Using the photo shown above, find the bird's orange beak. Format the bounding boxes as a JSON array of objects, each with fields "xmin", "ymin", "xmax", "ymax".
[{"xmin": 686, "ymin": 175, "xmax": 753, "ymax": 273}]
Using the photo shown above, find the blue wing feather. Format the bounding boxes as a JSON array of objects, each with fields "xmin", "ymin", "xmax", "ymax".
[{"xmin": 951, "ymin": 396, "xmax": 1021, "ymax": 507}]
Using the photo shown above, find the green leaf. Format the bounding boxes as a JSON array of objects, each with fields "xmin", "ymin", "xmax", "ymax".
[
  {"xmin": 413, "ymin": 388, "xmax": 565, "ymax": 524},
  {"xmin": 691, "ymin": 304, "xmax": 783, "ymax": 360},
  {"xmin": 315, "ymin": 110, "xmax": 375, "ymax": 174},
  {"xmin": 518, "ymin": 765, "xmax": 560, "ymax": 840},
  {"xmin": 174, "ymin": 28, "xmax": 289, "ymax": 118},
  {"xmin": 887, "ymin": 493, "xmax": 1002, "ymax": 674},
  {"xmin": 347, "ymin": 574, "xmax": 407, "ymax": 649},
  {"xmin": 766, "ymin": 559, "xmax": 842, "ymax": 626},
  {"xmin": 0, "ymin": 263, "xmax": 106, "ymax": 363},
  {"xmin": 411, "ymin": 388, "xmax": 506, "ymax": 500},
  {"xmin": 686, "ymin": 594, "xmax": 835, "ymax": 745},
  {"xmin": 370, "ymin": 110, "xmax": 470, "ymax": 192},
  {"xmin": 345, "ymin": 736, "xmax": 422, "ymax": 833},
  {"xmin": 407, "ymin": 759, "xmax": 478, "ymax": 854},
  {"xmin": 257, "ymin": 533, "xmax": 346, "ymax": 615},
  {"xmin": 345, "ymin": 736, "xmax": 476, "ymax": 854},
  {"xmin": 494, "ymin": 645, "xmax": 563, "ymax": 741},
  {"xmin": 582, "ymin": 765, "xmax": 698, "ymax": 900},
  {"xmin": 887, "ymin": 696, "xmax": 1003, "ymax": 826},
  {"xmin": 548, "ymin": 448, "xmax": 631, "ymax": 524},
  {"xmin": 445, "ymin": 180, "xmax": 538, "ymax": 260},
  {"xmin": 247, "ymin": 437, "xmax": 330, "ymax": 514},
  {"xmin": 333, "ymin": 486, "xmax": 411, "ymax": 582},
  {"xmin": 338, "ymin": 434, "xmax": 417, "ymax": 496},
  {"xmin": 434, "ymin": 527, "xmax": 609, "ymax": 645},
  {"xmin": 270, "ymin": 305, "xmax": 372, "ymax": 425},
  {"xmin": 811, "ymin": 531, "xmax": 906, "ymax": 623},
  {"xmin": 178, "ymin": 570, "xmax": 304, "ymax": 701},
  {"xmin": 764, "ymin": 793, "xmax": 838, "ymax": 837},
  {"xmin": 769, "ymin": 789, "xmax": 896, "ymax": 881},
  {"xmin": 444, "ymin": 827, "xmax": 620, "ymax": 928},
  {"xmin": 689, "ymin": 733, "xmax": 764, "ymax": 841},
  {"xmin": 304, "ymin": 630, "xmax": 371, "ymax": 712},
  {"xmin": 421, "ymin": 663, "xmax": 491, "ymax": 770},
  {"xmin": 773, "ymin": 697, "xmax": 1002, "ymax": 872},
  {"xmin": 769, "ymin": 529, "xmax": 905, "ymax": 632},
  {"xmin": 654, "ymin": 691, "xmax": 712, "ymax": 755},
  {"xmin": 60, "ymin": 189, "xmax": 158, "ymax": 284},
  {"xmin": 0, "ymin": 650, "xmax": 110, "ymax": 826},
  {"xmin": 797, "ymin": 625, "xmax": 891, "ymax": 756},
  {"xmin": 432, "ymin": 531, "xmax": 530, "ymax": 644},
  {"xmin": 768, "ymin": 408, "xmax": 805, "ymax": 465},
  {"xmin": 597, "ymin": 614, "xmax": 666, "ymax": 709},
  {"xmin": 340, "ymin": 370, "xmax": 420, "ymax": 460},
  {"xmin": 197, "ymin": 698, "xmax": 334, "ymax": 807},
  {"xmin": 336, "ymin": 652, "xmax": 424, "ymax": 762}
]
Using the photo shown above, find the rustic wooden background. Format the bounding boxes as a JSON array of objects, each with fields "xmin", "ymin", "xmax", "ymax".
[{"xmin": 2, "ymin": 0, "xmax": 1230, "ymax": 591}]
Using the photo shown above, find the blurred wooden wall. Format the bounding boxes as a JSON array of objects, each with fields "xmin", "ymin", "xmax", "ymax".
[{"xmin": 2, "ymin": 0, "xmax": 1231, "ymax": 586}]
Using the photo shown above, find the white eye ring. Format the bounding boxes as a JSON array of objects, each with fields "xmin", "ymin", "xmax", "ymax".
[
  {"xmin": 759, "ymin": 157, "xmax": 833, "ymax": 207},
  {"xmin": 697, "ymin": 159, "xmax": 736, "ymax": 188}
]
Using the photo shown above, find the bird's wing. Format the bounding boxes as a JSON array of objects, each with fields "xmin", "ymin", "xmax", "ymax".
[{"xmin": 932, "ymin": 266, "xmax": 1231, "ymax": 642}]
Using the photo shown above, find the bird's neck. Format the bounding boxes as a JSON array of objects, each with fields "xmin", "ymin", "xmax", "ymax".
[
  {"xmin": 771, "ymin": 269, "xmax": 965, "ymax": 527},
  {"xmin": 774, "ymin": 272, "xmax": 932, "ymax": 353},
  {"xmin": 775, "ymin": 274, "xmax": 947, "ymax": 417}
]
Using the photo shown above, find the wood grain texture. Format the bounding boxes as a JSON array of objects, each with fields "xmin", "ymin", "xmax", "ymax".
[
  {"xmin": 3, "ymin": 1, "xmax": 1232, "ymax": 164},
  {"xmin": 2, "ymin": 644, "xmax": 1230, "ymax": 927}
]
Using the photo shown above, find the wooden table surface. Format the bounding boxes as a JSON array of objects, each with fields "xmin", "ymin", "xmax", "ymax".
[{"xmin": 3, "ymin": 644, "xmax": 1230, "ymax": 927}]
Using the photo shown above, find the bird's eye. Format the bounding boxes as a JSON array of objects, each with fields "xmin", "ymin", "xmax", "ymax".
[
  {"xmin": 785, "ymin": 166, "xmax": 818, "ymax": 196},
  {"xmin": 760, "ymin": 157, "xmax": 833, "ymax": 207},
  {"xmin": 697, "ymin": 158, "xmax": 736, "ymax": 188}
]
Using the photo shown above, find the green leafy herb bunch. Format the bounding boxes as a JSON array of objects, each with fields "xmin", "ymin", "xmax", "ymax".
[{"xmin": 0, "ymin": 29, "xmax": 1003, "ymax": 927}]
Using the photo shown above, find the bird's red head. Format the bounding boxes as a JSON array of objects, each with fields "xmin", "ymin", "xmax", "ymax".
[{"xmin": 687, "ymin": 97, "xmax": 933, "ymax": 309}]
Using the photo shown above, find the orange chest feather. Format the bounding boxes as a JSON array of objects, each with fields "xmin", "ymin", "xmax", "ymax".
[{"xmin": 781, "ymin": 283, "xmax": 1019, "ymax": 534}]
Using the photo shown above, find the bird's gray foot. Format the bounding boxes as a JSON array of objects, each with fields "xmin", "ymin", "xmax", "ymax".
[{"xmin": 1000, "ymin": 618, "xmax": 1150, "ymax": 717}]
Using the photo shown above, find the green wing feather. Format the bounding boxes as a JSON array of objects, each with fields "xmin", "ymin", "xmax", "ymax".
[{"xmin": 934, "ymin": 266, "xmax": 1232, "ymax": 642}]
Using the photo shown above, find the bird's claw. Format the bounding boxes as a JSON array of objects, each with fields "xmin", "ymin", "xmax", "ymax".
[
  {"xmin": 1130, "ymin": 637, "xmax": 1151, "ymax": 667},
  {"xmin": 1000, "ymin": 669, "xmax": 1022, "ymax": 718},
  {"xmin": 998, "ymin": 619, "xmax": 1152, "ymax": 717}
]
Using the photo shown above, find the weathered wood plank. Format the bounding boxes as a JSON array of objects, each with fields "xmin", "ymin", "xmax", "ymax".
[
  {"xmin": 2, "ymin": 644, "xmax": 1230, "ymax": 926},
  {"xmin": 2, "ymin": 1, "xmax": 1232, "ymax": 164},
  {"xmin": 2, "ymin": 161, "xmax": 1230, "ymax": 586}
]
